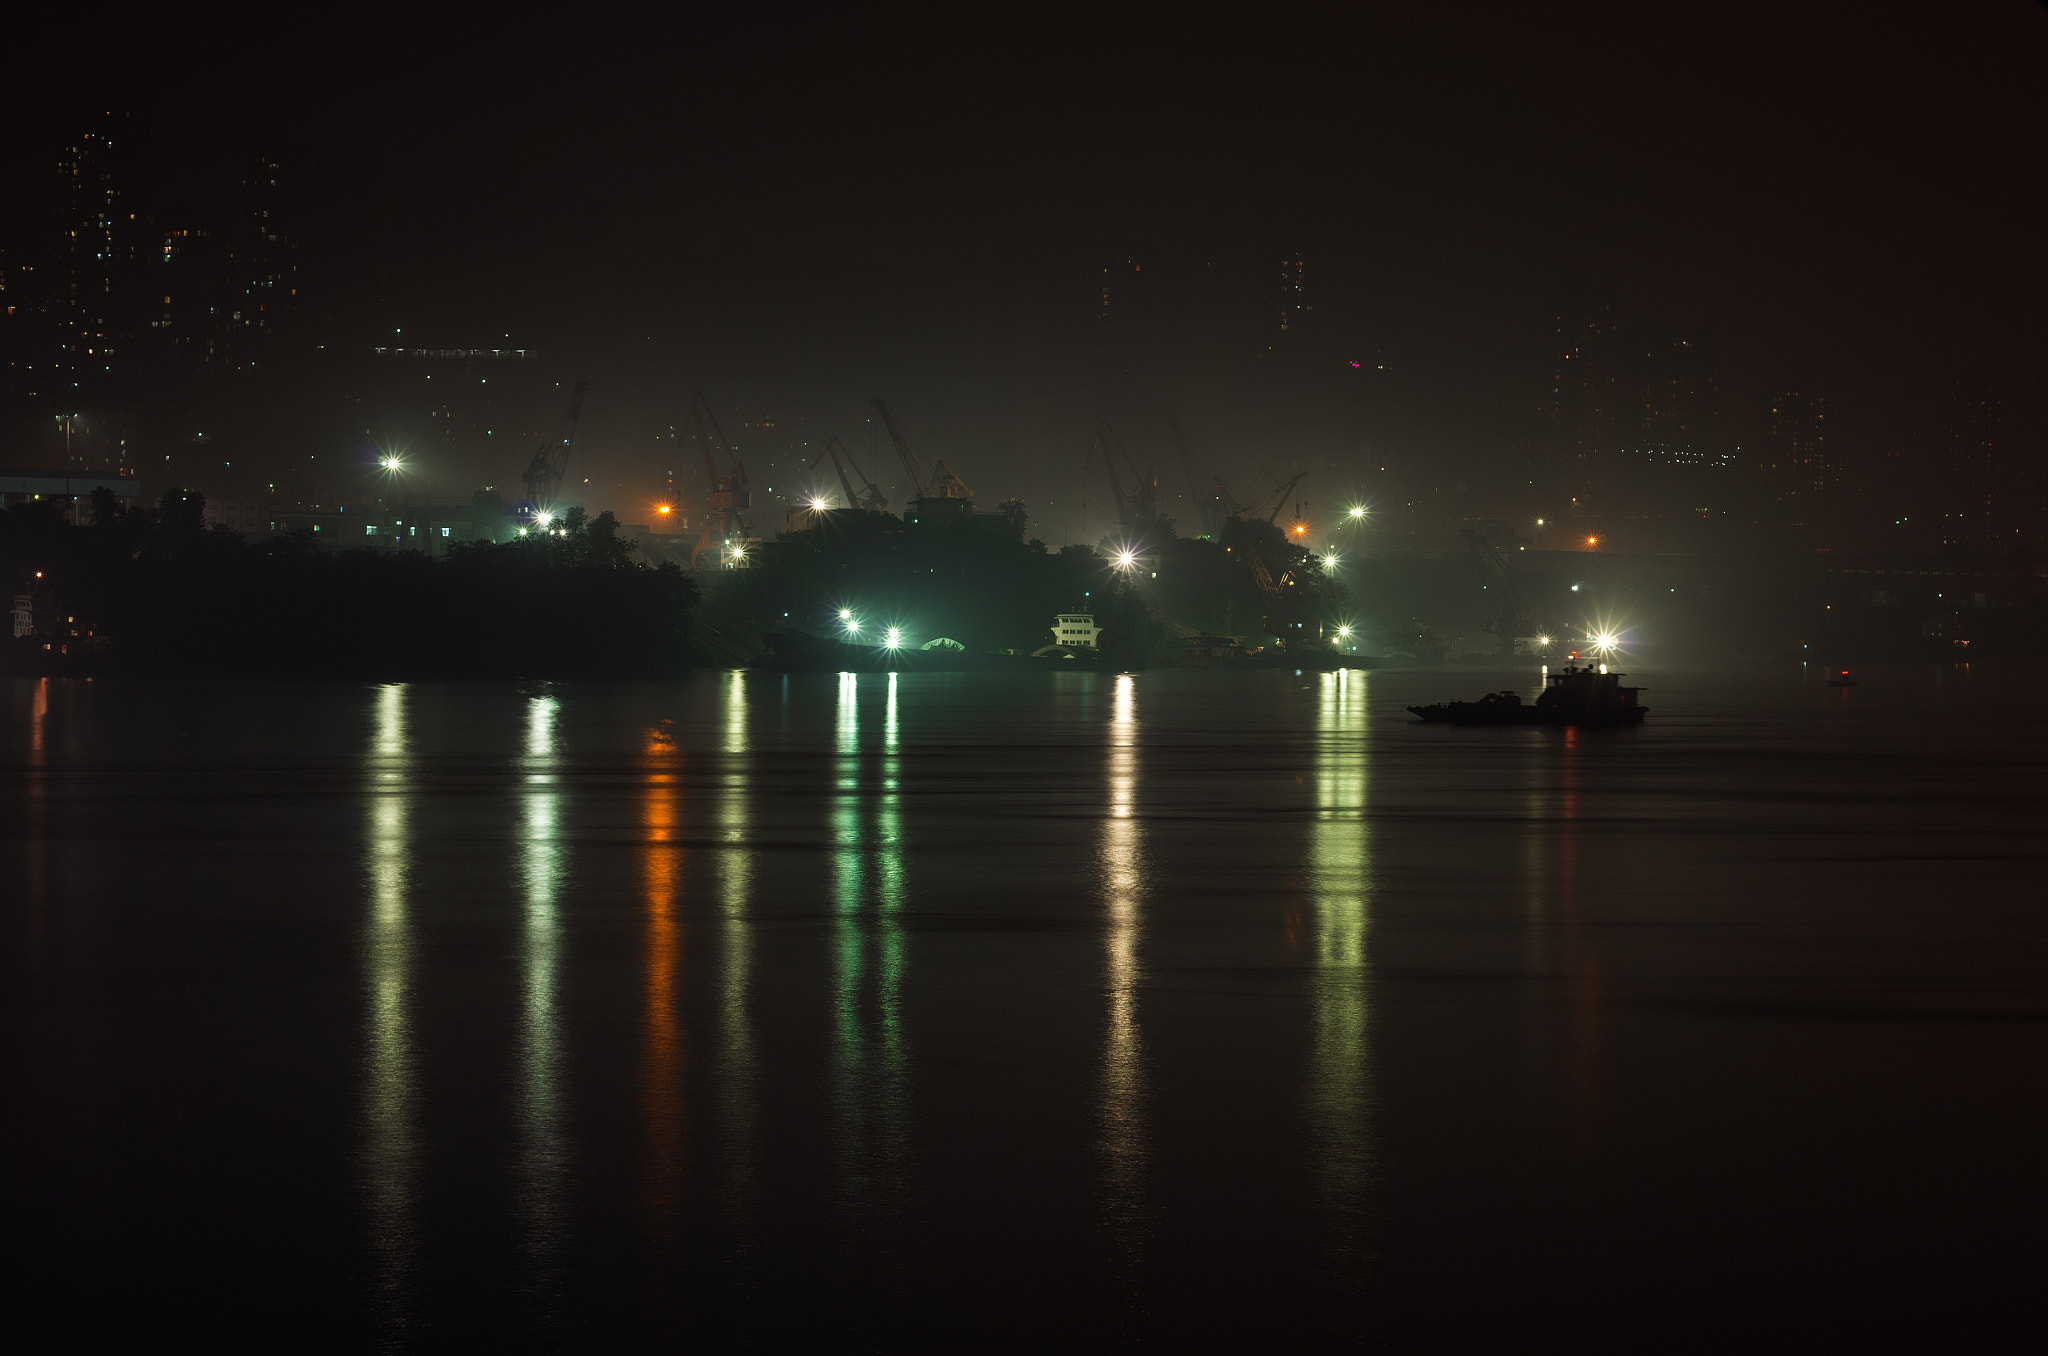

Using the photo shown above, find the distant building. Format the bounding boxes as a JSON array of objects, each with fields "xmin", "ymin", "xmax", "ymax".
[
  {"xmin": 1097, "ymin": 259, "xmax": 1142, "ymax": 325},
  {"xmin": 203, "ymin": 497, "xmax": 269, "ymax": 534},
  {"xmin": 1542, "ymin": 309, "xmax": 1622, "ymax": 506},
  {"xmin": 0, "ymin": 465, "xmax": 142, "ymax": 519},
  {"xmin": 1275, "ymin": 252, "xmax": 1308, "ymax": 337},
  {"xmin": 1760, "ymin": 390, "xmax": 1835, "ymax": 508},
  {"xmin": 1942, "ymin": 384, "xmax": 2002, "ymax": 547},
  {"xmin": 1632, "ymin": 336, "xmax": 1726, "ymax": 474},
  {"xmin": 1052, "ymin": 613, "xmax": 1100, "ymax": 649}
]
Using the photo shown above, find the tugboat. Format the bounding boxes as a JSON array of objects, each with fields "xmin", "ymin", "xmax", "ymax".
[
  {"xmin": 1409, "ymin": 663, "xmax": 1648, "ymax": 726},
  {"xmin": 1825, "ymin": 669, "xmax": 1859, "ymax": 687}
]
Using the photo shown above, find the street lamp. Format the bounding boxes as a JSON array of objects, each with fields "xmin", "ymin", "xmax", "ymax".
[{"xmin": 885, "ymin": 627, "xmax": 902, "ymax": 649}]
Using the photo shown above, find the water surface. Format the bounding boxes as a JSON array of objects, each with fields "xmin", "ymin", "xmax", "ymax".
[{"xmin": 4, "ymin": 666, "xmax": 2044, "ymax": 1348}]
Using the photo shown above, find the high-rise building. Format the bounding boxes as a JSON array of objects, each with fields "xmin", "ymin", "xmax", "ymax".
[
  {"xmin": 54, "ymin": 110, "xmax": 151, "ymax": 404},
  {"xmin": 1541, "ymin": 309, "xmax": 1621, "ymax": 505},
  {"xmin": 1097, "ymin": 258, "xmax": 1140, "ymax": 324},
  {"xmin": 234, "ymin": 156, "xmax": 296, "ymax": 348},
  {"xmin": 1275, "ymin": 252, "xmax": 1308, "ymax": 338},
  {"xmin": 1632, "ymin": 336, "xmax": 1727, "ymax": 477},
  {"xmin": 1759, "ymin": 390, "xmax": 1835, "ymax": 509},
  {"xmin": 1943, "ymin": 385, "xmax": 2000, "ymax": 546}
]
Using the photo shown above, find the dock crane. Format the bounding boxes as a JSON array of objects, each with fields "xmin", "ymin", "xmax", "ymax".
[
  {"xmin": 676, "ymin": 391, "xmax": 752, "ymax": 569},
  {"xmin": 871, "ymin": 398, "xmax": 972, "ymax": 502},
  {"xmin": 1082, "ymin": 421, "xmax": 1158, "ymax": 537},
  {"xmin": 812, "ymin": 434, "xmax": 889, "ymax": 512},
  {"xmin": 1168, "ymin": 416, "xmax": 1226, "ymax": 537},
  {"xmin": 1462, "ymin": 526, "xmax": 1538, "ymax": 657},
  {"xmin": 521, "ymin": 380, "xmax": 588, "ymax": 512},
  {"xmin": 1237, "ymin": 469, "xmax": 1310, "ymax": 525}
]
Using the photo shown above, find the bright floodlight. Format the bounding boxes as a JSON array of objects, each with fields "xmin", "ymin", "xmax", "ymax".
[
  {"xmin": 845, "ymin": 620, "xmax": 861, "ymax": 635},
  {"xmin": 1336, "ymin": 625, "xmax": 1353, "ymax": 638},
  {"xmin": 1324, "ymin": 552, "xmax": 1339, "ymax": 568},
  {"xmin": 1348, "ymin": 506, "xmax": 1367, "ymax": 519},
  {"xmin": 1595, "ymin": 633, "xmax": 1617, "ymax": 651},
  {"xmin": 1538, "ymin": 635, "xmax": 1551, "ymax": 646},
  {"xmin": 1116, "ymin": 550, "xmax": 1137, "ymax": 568},
  {"xmin": 381, "ymin": 456, "xmax": 403, "ymax": 471},
  {"xmin": 656, "ymin": 504, "xmax": 672, "ymax": 515},
  {"xmin": 534, "ymin": 510, "xmax": 555, "ymax": 527},
  {"xmin": 810, "ymin": 497, "xmax": 829, "ymax": 512},
  {"xmin": 839, "ymin": 609, "xmax": 853, "ymax": 620},
  {"xmin": 885, "ymin": 627, "xmax": 902, "ymax": 648}
]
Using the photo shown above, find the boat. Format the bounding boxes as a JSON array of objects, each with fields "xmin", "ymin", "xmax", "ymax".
[
  {"xmin": 1825, "ymin": 670, "xmax": 1859, "ymax": 687},
  {"xmin": 1409, "ymin": 664, "xmax": 1648, "ymax": 726}
]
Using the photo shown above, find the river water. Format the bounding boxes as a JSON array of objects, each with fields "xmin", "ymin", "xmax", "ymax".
[{"xmin": 4, "ymin": 666, "xmax": 2045, "ymax": 1349}]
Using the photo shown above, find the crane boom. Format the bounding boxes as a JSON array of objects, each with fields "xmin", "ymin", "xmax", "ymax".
[
  {"xmin": 1169, "ymin": 416, "xmax": 1224, "ymax": 536},
  {"xmin": 521, "ymin": 379, "xmax": 588, "ymax": 510},
  {"xmin": 677, "ymin": 390, "xmax": 752, "ymax": 569},
  {"xmin": 813, "ymin": 435, "xmax": 889, "ymax": 512},
  {"xmin": 1462, "ymin": 527, "xmax": 1536, "ymax": 656},
  {"xmin": 870, "ymin": 398, "xmax": 929, "ymax": 499},
  {"xmin": 1083, "ymin": 424, "xmax": 1133, "ymax": 527}
]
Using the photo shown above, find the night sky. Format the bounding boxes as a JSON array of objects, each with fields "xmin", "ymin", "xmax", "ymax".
[{"xmin": 7, "ymin": 4, "xmax": 2043, "ymax": 541}]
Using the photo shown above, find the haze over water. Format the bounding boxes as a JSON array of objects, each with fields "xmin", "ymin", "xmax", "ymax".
[{"xmin": 5, "ymin": 667, "xmax": 2044, "ymax": 1348}]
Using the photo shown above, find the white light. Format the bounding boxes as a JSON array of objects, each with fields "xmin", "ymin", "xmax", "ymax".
[
  {"xmin": 810, "ymin": 498, "xmax": 828, "ymax": 511},
  {"xmin": 1324, "ymin": 553, "xmax": 1339, "ymax": 568},
  {"xmin": 534, "ymin": 511, "xmax": 554, "ymax": 527},
  {"xmin": 1116, "ymin": 551, "xmax": 1137, "ymax": 568},
  {"xmin": 845, "ymin": 620, "xmax": 861, "ymax": 635},
  {"xmin": 839, "ymin": 609, "xmax": 852, "ymax": 620},
  {"xmin": 1348, "ymin": 506, "xmax": 1366, "ymax": 519},
  {"xmin": 886, "ymin": 627, "xmax": 902, "ymax": 647}
]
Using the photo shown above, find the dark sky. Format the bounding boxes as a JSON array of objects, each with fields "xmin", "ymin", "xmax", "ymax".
[{"xmin": 13, "ymin": 3, "xmax": 2044, "ymax": 537}]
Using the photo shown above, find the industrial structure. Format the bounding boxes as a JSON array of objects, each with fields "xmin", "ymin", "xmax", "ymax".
[
  {"xmin": 1083, "ymin": 421, "xmax": 1158, "ymax": 539},
  {"xmin": 813, "ymin": 434, "xmax": 889, "ymax": 512},
  {"xmin": 872, "ymin": 397, "xmax": 974, "ymax": 525},
  {"xmin": 1461, "ymin": 525, "xmax": 1542, "ymax": 657},
  {"xmin": 519, "ymin": 380, "xmax": 588, "ymax": 513},
  {"xmin": 676, "ymin": 391, "xmax": 755, "ymax": 569}
]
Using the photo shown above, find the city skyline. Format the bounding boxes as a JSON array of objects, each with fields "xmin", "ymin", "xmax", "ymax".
[{"xmin": 3, "ymin": 7, "xmax": 2043, "ymax": 552}]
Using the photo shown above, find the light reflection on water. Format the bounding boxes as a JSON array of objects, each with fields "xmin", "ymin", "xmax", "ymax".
[
  {"xmin": 13, "ymin": 669, "xmax": 2044, "ymax": 1347},
  {"xmin": 832, "ymin": 673, "xmax": 910, "ymax": 1222},
  {"xmin": 362, "ymin": 683, "xmax": 417, "ymax": 1340},
  {"xmin": 716, "ymin": 672, "xmax": 758, "ymax": 1221},
  {"xmin": 640, "ymin": 719, "xmax": 686, "ymax": 1250},
  {"xmin": 518, "ymin": 693, "xmax": 569, "ymax": 1289},
  {"xmin": 1101, "ymin": 674, "xmax": 1146, "ymax": 1245},
  {"xmin": 1310, "ymin": 670, "xmax": 1374, "ymax": 1232}
]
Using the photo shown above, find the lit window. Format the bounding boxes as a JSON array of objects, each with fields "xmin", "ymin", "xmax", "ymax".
[
  {"xmin": 440, "ymin": 527, "xmax": 451, "ymax": 537},
  {"xmin": 366, "ymin": 525, "xmax": 377, "ymax": 535}
]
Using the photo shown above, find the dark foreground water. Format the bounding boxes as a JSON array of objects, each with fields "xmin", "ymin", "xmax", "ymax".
[{"xmin": 4, "ymin": 666, "xmax": 2045, "ymax": 1350}]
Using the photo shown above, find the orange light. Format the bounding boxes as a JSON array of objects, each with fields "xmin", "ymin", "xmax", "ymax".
[
  {"xmin": 656, "ymin": 504, "xmax": 672, "ymax": 515},
  {"xmin": 1586, "ymin": 536, "xmax": 1598, "ymax": 546}
]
